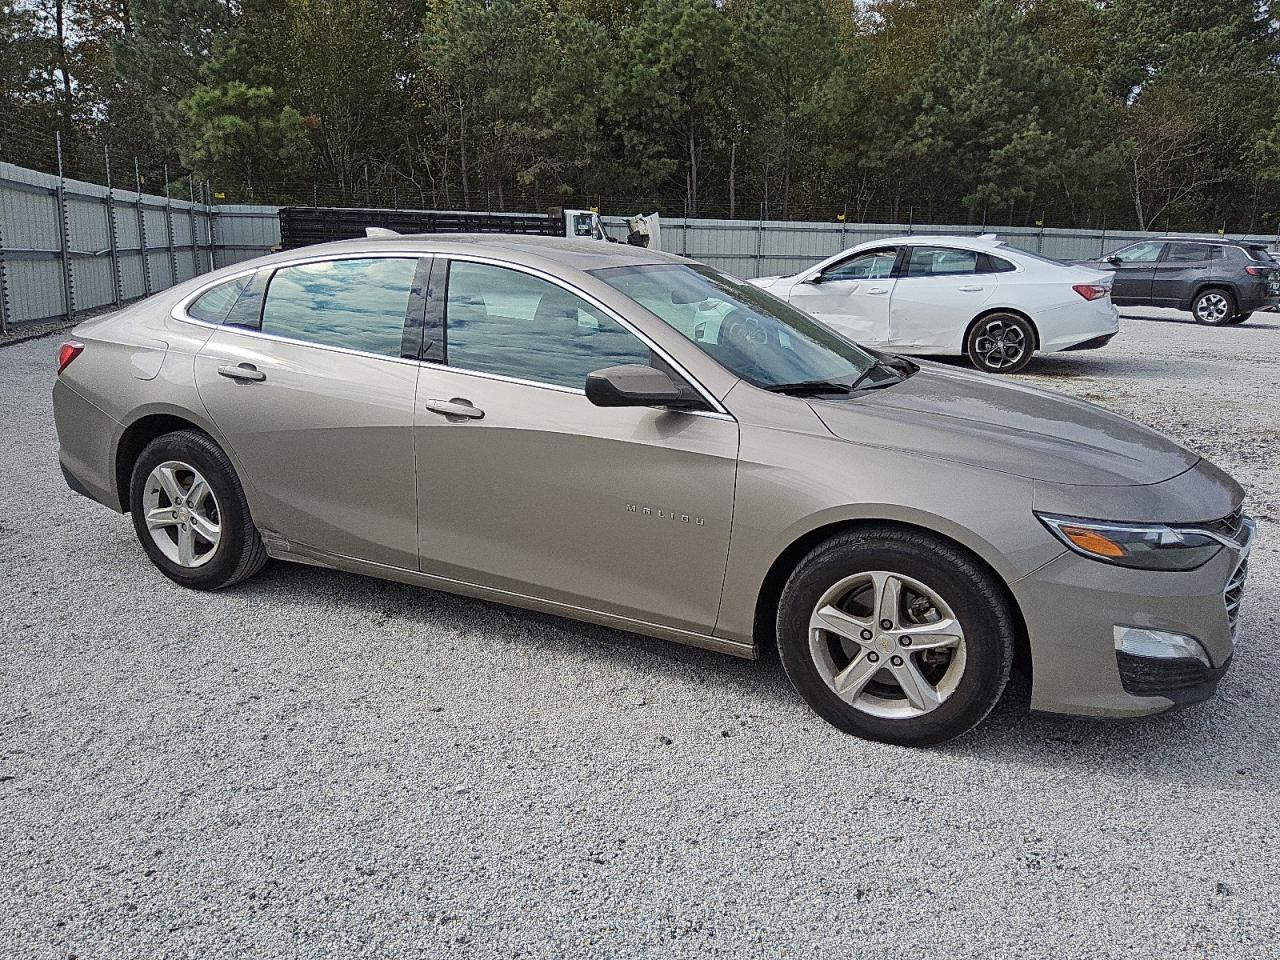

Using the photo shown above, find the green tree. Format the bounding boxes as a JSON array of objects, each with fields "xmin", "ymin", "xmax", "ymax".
[
  {"xmin": 176, "ymin": 81, "xmax": 312, "ymax": 197},
  {"xmin": 604, "ymin": 0, "xmax": 735, "ymax": 215}
]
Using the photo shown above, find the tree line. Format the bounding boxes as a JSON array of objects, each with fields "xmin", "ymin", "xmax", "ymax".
[{"xmin": 4, "ymin": 0, "xmax": 1280, "ymax": 231}]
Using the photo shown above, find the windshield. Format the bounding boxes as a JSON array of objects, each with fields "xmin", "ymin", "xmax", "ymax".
[{"xmin": 591, "ymin": 263, "xmax": 876, "ymax": 388}]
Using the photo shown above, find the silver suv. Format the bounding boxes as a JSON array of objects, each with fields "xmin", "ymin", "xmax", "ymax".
[{"xmin": 53, "ymin": 236, "xmax": 1254, "ymax": 745}]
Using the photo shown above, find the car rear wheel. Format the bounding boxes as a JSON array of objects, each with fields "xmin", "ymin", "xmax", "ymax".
[
  {"xmin": 965, "ymin": 313, "xmax": 1035, "ymax": 374},
  {"xmin": 776, "ymin": 527, "xmax": 1015, "ymax": 746},
  {"xmin": 1191, "ymin": 288, "xmax": 1235, "ymax": 325},
  {"xmin": 129, "ymin": 429, "xmax": 267, "ymax": 590}
]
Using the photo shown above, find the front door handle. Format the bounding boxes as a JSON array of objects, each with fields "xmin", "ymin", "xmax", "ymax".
[
  {"xmin": 958, "ymin": 285, "xmax": 984, "ymax": 292},
  {"xmin": 425, "ymin": 397, "xmax": 484, "ymax": 421},
  {"xmin": 865, "ymin": 287, "xmax": 889, "ymax": 295},
  {"xmin": 217, "ymin": 362, "xmax": 266, "ymax": 382}
]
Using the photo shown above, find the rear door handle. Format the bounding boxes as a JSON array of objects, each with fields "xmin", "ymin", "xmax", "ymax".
[
  {"xmin": 865, "ymin": 287, "xmax": 889, "ymax": 295},
  {"xmin": 425, "ymin": 397, "xmax": 484, "ymax": 420},
  {"xmin": 958, "ymin": 285, "xmax": 984, "ymax": 292},
  {"xmin": 218, "ymin": 363, "xmax": 266, "ymax": 383}
]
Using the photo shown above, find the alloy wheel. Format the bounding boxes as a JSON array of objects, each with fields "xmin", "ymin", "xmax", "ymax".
[
  {"xmin": 972, "ymin": 318, "xmax": 1028, "ymax": 370},
  {"xmin": 1194, "ymin": 292, "xmax": 1230, "ymax": 323},
  {"xmin": 142, "ymin": 460, "xmax": 222, "ymax": 568},
  {"xmin": 808, "ymin": 570, "xmax": 967, "ymax": 719}
]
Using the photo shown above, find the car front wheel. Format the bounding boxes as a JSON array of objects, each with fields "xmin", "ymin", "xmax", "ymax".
[
  {"xmin": 776, "ymin": 527, "xmax": 1015, "ymax": 746},
  {"xmin": 129, "ymin": 429, "xmax": 267, "ymax": 590},
  {"xmin": 965, "ymin": 313, "xmax": 1035, "ymax": 374},
  {"xmin": 1191, "ymin": 288, "xmax": 1235, "ymax": 325}
]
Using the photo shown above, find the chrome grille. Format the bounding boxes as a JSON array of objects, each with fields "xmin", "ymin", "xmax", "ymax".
[{"xmin": 1225, "ymin": 557, "xmax": 1248, "ymax": 637}]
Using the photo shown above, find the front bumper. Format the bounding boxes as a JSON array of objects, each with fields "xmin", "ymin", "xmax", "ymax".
[{"xmin": 1013, "ymin": 510, "xmax": 1253, "ymax": 719}]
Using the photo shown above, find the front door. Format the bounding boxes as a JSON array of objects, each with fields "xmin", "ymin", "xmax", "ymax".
[
  {"xmin": 414, "ymin": 258, "xmax": 739, "ymax": 635},
  {"xmin": 787, "ymin": 247, "xmax": 898, "ymax": 345},
  {"xmin": 1105, "ymin": 240, "xmax": 1164, "ymax": 304},
  {"xmin": 195, "ymin": 255, "xmax": 427, "ymax": 569}
]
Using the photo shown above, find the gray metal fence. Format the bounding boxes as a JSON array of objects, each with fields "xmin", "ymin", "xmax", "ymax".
[
  {"xmin": 0, "ymin": 161, "xmax": 279, "ymax": 333},
  {"xmin": 629, "ymin": 217, "xmax": 1280, "ymax": 280},
  {"xmin": 7, "ymin": 156, "xmax": 1280, "ymax": 334}
]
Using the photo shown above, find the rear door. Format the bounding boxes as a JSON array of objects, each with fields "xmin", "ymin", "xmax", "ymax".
[
  {"xmin": 413, "ymin": 257, "xmax": 739, "ymax": 636},
  {"xmin": 786, "ymin": 247, "xmax": 897, "ymax": 344},
  {"xmin": 887, "ymin": 245, "xmax": 997, "ymax": 350},
  {"xmin": 1104, "ymin": 240, "xmax": 1163, "ymax": 303},
  {"xmin": 194, "ymin": 254, "xmax": 428, "ymax": 569},
  {"xmin": 1150, "ymin": 242, "xmax": 1218, "ymax": 306}
]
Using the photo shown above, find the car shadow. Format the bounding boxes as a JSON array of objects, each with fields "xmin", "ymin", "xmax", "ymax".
[{"xmin": 234, "ymin": 559, "xmax": 1276, "ymax": 793}]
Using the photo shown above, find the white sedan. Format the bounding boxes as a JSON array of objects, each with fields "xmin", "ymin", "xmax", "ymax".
[{"xmin": 749, "ymin": 235, "xmax": 1118, "ymax": 374}]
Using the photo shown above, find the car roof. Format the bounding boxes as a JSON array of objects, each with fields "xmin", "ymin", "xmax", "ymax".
[
  {"xmin": 1154, "ymin": 236, "xmax": 1263, "ymax": 247},
  {"xmin": 271, "ymin": 233, "xmax": 687, "ymax": 273},
  {"xmin": 857, "ymin": 234, "xmax": 1007, "ymax": 251}
]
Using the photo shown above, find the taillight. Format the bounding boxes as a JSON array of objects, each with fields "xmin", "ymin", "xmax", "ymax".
[
  {"xmin": 1244, "ymin": 265, "xmax": 1271, "ymax": 277},
  {"xmin": 57, "ymin": 340, "xmax": 84, "ymax": 374},
  {"xmin": 1072, "ymin": 284, "xmax": 1109, "ymax": 301}
]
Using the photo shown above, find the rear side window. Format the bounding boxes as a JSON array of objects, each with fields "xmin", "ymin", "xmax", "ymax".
[
  {"xmin": 1244, "ymin": 245, "xmax": 1274, "ymax": 262},
  {"xmin": 904, "ymin": 246, "xmax": 979, "ymax": 277},
  {"xmin": 187, "ymin": 276, "xmax": 250, "ymax": 324},
  {"xmin": 1165, "ymin": 243, "xmax": 1214, "ymax": 262},
  {"xmin": 444, "ymin": 261, "xmax": 651, "ymax": 389},
  {"xmin": 260, "ymin": 258, "xmax": 418, "ymax": 358},
  {"xmin": 977, "ymin": 253, "xmax": 1017, "ymax": 273}
]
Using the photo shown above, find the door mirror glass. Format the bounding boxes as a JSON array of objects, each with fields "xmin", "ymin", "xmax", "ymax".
[{"xmin": 585, "ymin": 364, "xmax": 702, "ymax": 409}]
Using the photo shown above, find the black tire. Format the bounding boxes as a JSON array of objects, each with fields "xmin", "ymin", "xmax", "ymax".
[
  {"xmin": 965, "ymin": 312, "xmax": 1035, "ymax": 374},
  {"xmin": 1228, "ymin": 311, "xmax": 1251, "ymax": 324},
  {"xmin": 1190, "ymin": 287, "xmax": 1236, "ymax": 325},
  {"xmin": 129, "ymin": 429, "xmax": 267, "ymax": 590},
  {"xmin": 776, "ymin": 526, "xmax": 1015, "ymax": 747}
]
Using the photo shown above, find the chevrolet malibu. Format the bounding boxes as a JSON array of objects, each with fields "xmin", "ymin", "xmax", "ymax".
[
  {"xmin": 749, "ymin": 235, "xmax": 1119, "ymax": 374},
  {"xmin": 53, "ymin": 235, "xmax": 1253, "ymax": 745}
]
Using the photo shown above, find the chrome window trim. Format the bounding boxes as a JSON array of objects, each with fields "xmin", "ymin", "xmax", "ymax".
[
  {"xmin": 170, "ymin": 249, "xmax": 735, "ymax": 420},
  {"xmin": 439, "ymin": 252, "xmax": 733, "ymax": 418},
  {"xmin": 172, "ymin": 252, "xmax": 431, "ymax": 366}
]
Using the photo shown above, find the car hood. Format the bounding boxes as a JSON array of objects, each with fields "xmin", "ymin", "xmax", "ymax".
[{"xmin": 810, "ymin": 363, "xmax": 1199, "ymax": 486}]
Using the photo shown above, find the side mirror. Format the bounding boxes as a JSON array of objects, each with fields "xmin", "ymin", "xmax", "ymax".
[
  {"xmin": 585, "ymin": 364, "xmax": 703, "ymax": 410},
  {"xmin": 1106, "ymin": 255, "xmax": 1122, "ymax": 265},
  {"xmin": 804, "ymin": 272, "xmax": 827, "ymax": 284}
]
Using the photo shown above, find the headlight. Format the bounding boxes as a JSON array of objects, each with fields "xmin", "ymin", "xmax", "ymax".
[{"xmin": 1036, "ymin": 513, "xmax": 1224, "ymax": 571}]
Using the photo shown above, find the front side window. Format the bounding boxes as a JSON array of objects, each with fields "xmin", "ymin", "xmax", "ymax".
[
  {"xmin": 593, "ymin": 263, "xmax": 876, "ymax": 389},
  {"xmin": 260, "ymin": 258, "xmax": 418, "ymax": 357},
  {"xmin": 904, "ymin": 246, "xmax": 979, "ymax": 277},
  {"xmin": 444, "ymin": 261, "xmax": 652, "ymax": 389},
  {"xmin": 822, "ymin": 249, "xmax": 897, "ymax": 281},
  {"xmin": 1111, "ymin": 241, "xmax": 1164, "ymax": 263}
]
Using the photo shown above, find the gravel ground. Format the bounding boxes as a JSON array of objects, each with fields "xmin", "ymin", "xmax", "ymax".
[{"xmin": 2, "ymin": 310, "xmax": 1278, "ymax": 960}]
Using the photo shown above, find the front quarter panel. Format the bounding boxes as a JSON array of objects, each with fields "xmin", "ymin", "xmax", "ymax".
[{"xmin": 713, "ymin": 386, "xmax": 1063, "ymax": 644}]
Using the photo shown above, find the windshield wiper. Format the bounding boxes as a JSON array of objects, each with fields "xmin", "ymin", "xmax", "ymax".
[
  {"xmin": 847, "ymin": 358, "xmax": 904, "ymax": 391},
  {"xmin": 764, "ymin": 379, "xmax": 856, "ymax": 396}
]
